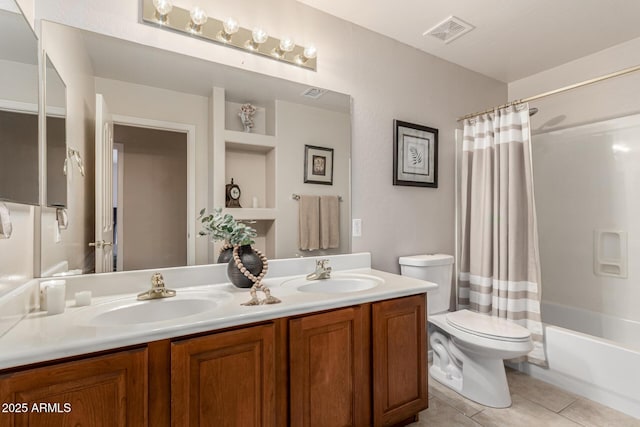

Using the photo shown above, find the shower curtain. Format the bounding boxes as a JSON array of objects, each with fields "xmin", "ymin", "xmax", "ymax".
[{"xmin": 458, "ymin": 103, "xmax": 546, "ymax": 366}]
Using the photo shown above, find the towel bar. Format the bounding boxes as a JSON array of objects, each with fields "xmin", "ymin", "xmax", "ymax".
[{"xmin": 292, "ymin": 194, "xmax": 342, "ymax": 201}]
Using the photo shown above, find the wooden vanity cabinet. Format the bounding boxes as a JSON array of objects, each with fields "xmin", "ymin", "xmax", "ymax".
[
  {"xmin": 170, "ymin": 323, "xmax": 277, "ymax": 427},
  {"xmin": 0, "ymin": 293, "xmax": 427, "ymax": 427},
  {"xmin": 373, "ymin": 294, "xmax": 428, "ymax": 426},
  {"xmin": 0, "ymin": 347, "xmax": 148, "ymax": 426},
  {"xmin": 289, "ymin": 305, "xmax": 371, "ymax": 427}
]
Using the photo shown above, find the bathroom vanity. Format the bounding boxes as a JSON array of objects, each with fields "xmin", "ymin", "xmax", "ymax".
[{"xmin": 0, "ymin": 254, "xmax": 436, "ymax": 427}]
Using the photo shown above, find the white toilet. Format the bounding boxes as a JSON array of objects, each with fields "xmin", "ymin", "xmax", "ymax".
[{"xmin": 399, "ymin": 254, "xmax": 533, "ymax": 408}]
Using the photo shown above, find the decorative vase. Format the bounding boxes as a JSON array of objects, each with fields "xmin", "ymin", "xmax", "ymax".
[
  {"xmin": 217, "ymin": 246, "xmax": 233, "ymax": 264},
  {"xmin": 227, "ymin": 245, "xmax": 263, "ymax": 288}
]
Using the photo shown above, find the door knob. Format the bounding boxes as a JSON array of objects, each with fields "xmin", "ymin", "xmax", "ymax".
[{"xmin": 89, "ymin": 240, "xmax": 113, "ymax": 249}]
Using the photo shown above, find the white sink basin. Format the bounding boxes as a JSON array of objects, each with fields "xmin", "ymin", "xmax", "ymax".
[
  {"xmin": 282, "ymin": 274, "xmax": 383, "ymax": 294},
  {"xmin": 75, "ymin": 290, "xmax": 234, "ymax": 327}
]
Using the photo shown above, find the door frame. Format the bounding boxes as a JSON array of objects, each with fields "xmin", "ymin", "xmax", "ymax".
[
  {"xmin": 113, "ymin": 142, "xmax": 124, "ymax": 271},
  {"xmin": 111, "ymin": 114, "xmax": 197, "ymax": 266}
]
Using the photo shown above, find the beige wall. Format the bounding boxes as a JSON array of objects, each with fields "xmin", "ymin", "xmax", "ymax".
[
  {"xmin": 509, "ymin": 36, "xmax": 640, "ymax": 321},
  {"xmin": 115, "ymin": 125, "xmax": 187, "ymax": 270},
  {"xmin": 40, "ymin": 20, "xmax": 96, "ymax": 275},
  {"xmin": 35, "ymin": 0, "xmax": 507, "ymax": 274}
]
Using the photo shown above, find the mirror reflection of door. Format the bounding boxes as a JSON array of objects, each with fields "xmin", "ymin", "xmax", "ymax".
[
  {"xmin": 94, "ymin": 94, "xmax": 114, "ymax": 273},
  {"xmin": 112, "ymin": 124, "xmax": 187, "ymax": 271}
]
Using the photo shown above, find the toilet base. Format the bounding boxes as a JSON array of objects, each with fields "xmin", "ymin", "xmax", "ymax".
[{"xmin": 430, "ymin": 330, "xmax": 513, "ymax": 408}]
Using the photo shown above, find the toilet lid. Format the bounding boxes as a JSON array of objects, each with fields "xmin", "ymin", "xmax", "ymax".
[{"xmin": 446, "ymin": 310, "xmax": 531, "ymax": 342}]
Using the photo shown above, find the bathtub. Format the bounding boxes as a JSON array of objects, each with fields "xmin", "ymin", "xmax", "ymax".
[{"xmin": 512, "ymin": 301, "xmax": 640, "ymax": 419}]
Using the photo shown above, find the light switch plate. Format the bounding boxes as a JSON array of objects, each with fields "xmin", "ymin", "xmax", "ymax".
[{"xmin": 352, "ymin": 219, "xmax": 362, "ymax": 237}]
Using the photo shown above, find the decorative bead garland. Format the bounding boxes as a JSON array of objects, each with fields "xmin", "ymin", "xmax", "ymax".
[
  {"xmin": 232, "ymin": 245, "xmax": 281, "ymax": 305},
  {"xmin": 220, "ymin": 242, "xmax": 233, "ymax": 253},
  {"xmin": 232, "ymin": 245, "xmax": 268, "ymax": 284}
]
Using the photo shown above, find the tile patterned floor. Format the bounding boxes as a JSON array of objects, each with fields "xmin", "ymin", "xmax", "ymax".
[{"xmin": 410, "ymin": 368, "xmax": 640, "ymax": 427}]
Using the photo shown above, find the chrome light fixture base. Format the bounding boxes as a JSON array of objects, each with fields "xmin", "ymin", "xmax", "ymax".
[{"xmin": 141, "ymin": 0, "xmax": 317, "ymax": 71}]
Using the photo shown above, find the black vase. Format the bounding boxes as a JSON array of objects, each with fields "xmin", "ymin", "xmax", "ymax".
[
  {"xmin": 217, "ymin": 247, "xmax": 233, "ymax": 264},
  {"xmin": 227, "ymin": 245, "xmax": 263, "ymax": 288}
]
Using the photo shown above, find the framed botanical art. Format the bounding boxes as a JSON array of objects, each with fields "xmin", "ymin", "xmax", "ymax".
[
  {"xmin": 393, "ymin": 120, "xmax": 438, "ymax": 188},
  {"xmin": 304, "ymin": 145, "xmax": 334, "ymax": 185}
]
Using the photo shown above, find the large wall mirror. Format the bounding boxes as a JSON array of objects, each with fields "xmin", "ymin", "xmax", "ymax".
[
  {"xmin": 0, "ymin": 2, "xmax": 39, "ymax": 206},
  {"xmin": 38, "ymin": 21, "xmax": 351, "ymax": 278}
]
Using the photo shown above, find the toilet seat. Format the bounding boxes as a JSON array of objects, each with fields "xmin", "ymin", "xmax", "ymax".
[{"xmin": 445, "ymin": 310, "xmax": 531, "ymax": 343}]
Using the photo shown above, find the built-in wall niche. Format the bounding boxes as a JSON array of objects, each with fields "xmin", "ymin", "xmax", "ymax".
[{"xmin": 225, "ymin": 140, "xmax": 276, "ymax": 210}]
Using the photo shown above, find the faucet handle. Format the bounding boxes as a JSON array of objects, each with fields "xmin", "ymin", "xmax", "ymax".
[
  {"xmin": 317, "ymin": 259, "xmax": 329, "ymax": 268},
  {"xmin": 151, "ymin": 272, "xmax": 165, "ymax": 288}
]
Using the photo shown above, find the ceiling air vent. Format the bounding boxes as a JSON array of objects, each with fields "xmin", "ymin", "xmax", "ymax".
[
  {"xmin": 423, "ymin": 16, "xmax": 475, "ymax": 44},
  {"xmin": 301, "ymin": 87, "xmax": 327, "ymax": 99}
]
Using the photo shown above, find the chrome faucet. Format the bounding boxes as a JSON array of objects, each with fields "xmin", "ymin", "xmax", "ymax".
[
  {"xmin": 306, "ymin": 259, "xmax": 332, "ymax": 280},
  {"xmin": 137, "ymin": 273, "xmax": 176, "ymax": 300}
]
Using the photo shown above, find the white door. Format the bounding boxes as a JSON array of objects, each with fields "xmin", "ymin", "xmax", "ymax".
[{"xmin": 92, "ymin": 94, "xmax": 114, "ymax": 273}]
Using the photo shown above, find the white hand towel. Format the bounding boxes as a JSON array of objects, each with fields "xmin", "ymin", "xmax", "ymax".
[{"xmin": 0, "ymin": 202, "xmax": 12, "ymax": 239}]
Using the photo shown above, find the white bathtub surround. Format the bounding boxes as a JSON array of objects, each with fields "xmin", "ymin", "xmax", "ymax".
[
  {"xmin": 0, "ymin": 252, "xmax": 437, "ymax": 370},
  {"xmin": 512, "ymin": 325, "xmax": 640, "ymax": 420},
  {"xmin": 459, "ymin": 104, "xmax": 546, "ymax": 366},
  {"xmin": 507, "ymin": 301, "xmax": 640, "ymax": 419}
]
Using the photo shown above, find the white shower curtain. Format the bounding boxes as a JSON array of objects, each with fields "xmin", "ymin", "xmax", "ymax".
[{"xmin": 458, "ymin": 103, "xmax": 546, "ymax": 366}]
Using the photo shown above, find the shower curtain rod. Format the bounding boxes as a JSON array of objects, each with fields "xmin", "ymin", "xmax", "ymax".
[{"xmin": 457, "ymin": 63, "xmax": 640, "ymax": 122}]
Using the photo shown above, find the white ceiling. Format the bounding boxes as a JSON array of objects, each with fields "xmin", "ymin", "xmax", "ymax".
[{"xmin": 297, "ymin": 0, "xmax": 640, "ymax": 83}]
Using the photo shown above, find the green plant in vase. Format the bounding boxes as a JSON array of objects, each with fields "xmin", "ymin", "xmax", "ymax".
[{"xmin": 198, "ymin": 208, "xmax": 246, "ymax": 263}]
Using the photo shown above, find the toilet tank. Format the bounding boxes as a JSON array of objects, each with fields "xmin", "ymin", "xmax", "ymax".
[{"xmin": 399, "ymin": 254, "xmax": 454, "ymax": 315}]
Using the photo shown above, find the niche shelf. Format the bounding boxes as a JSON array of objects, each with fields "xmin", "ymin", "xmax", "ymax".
[{"xmin": 225, "ymin": 142, "xmax": 276, "ymax": 210}]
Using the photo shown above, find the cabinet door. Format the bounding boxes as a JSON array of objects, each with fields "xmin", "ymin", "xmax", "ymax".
[
  {"xmin": 171, "ymin": 323, "xmax": 276, "ymax": 427},
  {"xmin": 373, "ymin": 294, "xmax": 428, "ymax": 427},
  {"xmin": 0, "ymin": 348, "xmax": 148, "ymax": 427},
  {"xmin": 289, "ymin": 305, "xmax": 371, "ymax": 427}
]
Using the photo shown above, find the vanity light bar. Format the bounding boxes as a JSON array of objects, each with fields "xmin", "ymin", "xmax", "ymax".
[{"xmin": 141, "ymin": 0, "xmax": 317, "ymax": 71}]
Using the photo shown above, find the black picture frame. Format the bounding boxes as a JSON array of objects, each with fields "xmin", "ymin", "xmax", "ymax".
[
  {"xmin": 393, "ymin": 119, "xmax": 438, "ymax": 188},
  {"xmin": 304, "ymin": 145, "xmax": 334, "ymax": 185}
]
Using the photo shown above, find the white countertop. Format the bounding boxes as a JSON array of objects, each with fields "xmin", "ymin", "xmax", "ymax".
[{"xmin": 0, "ymin": 268, "xmax": 436, "ymax": 370}]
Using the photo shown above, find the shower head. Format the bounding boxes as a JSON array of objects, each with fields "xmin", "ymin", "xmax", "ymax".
[{"xmin": 529, "ymin": 107, "xmax": 539, "ymax": 116}]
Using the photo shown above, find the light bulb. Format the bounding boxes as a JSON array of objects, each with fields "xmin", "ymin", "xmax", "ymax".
[
  {"xmin": 303, "ymin": 45, "xmax": 317, "ymax": 59},
  {"xmin": 190, "ymin": 7, "xmax": 208, "ymax": 26},
  {"xmin": 223, "ymin": 17, "xmax": 239, "ymax": 35},
  {"xmin": 279, "ymin": 37, "xmax": 295, "ymax": 52},
  {"xmin": 153, "ymin": 0, "xmax": 173, "ymax": 15},
  {"xmin": 252, "ymin": 27, "xmax": 268, "ymax": 44}
]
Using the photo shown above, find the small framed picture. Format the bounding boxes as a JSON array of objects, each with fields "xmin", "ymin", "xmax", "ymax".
[
  {"xmin": 304, "ymin": 145, "xmax": 334, "ymax": 185},
  {"xmin": 393, "ymin": 120, "xmax": 438, "ymax": 188}
]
